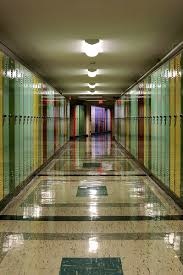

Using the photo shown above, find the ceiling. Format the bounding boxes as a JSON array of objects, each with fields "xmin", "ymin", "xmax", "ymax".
[{"xmin": 0, "ymin": 0, "xmax": 183, "ymax": 104}]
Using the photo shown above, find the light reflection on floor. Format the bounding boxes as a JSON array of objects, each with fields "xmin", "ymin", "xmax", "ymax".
[{"xmin": 0, "ymin": 134, "xmax": 183, "ymax": 274}]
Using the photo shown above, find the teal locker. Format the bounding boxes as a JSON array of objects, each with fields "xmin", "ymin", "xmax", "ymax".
[
  {"xmin": 8, "ymin": 58, "xmax": 15, "ymax": 194},
  {"xmin": 3, "ymin": 55, "xmax": 10, "ymax": 196},
  {"xmin": 161, "ymin": 64, "xmax": 167, "ymax": 184},
  {"xmin": 14, "ymin": 61, "xmax": 20, "ymax": 187},
  {"xmin": 23, "ymin": 68, "xmax": 29, "ymax": 180},
  {"xmin": 157, "ymin": 68, "xmax": 162, "ymax": 180},
  {"xmin": 29, "ymin": 71, "xmax": 33, "ymax": 174},
  {"xmin": 19, "ymin": 64, "xmax": 24, "ymax": 183}
]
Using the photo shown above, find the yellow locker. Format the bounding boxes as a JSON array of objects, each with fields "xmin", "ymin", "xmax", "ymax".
[
  {"xmin": 174, "ymin": 54, "xmax": 181, "ymax": 197},
  {"xmin": 169, "ymin": 58, "xmax": 175, "ymax": 192},
  {"xmin": 0, "ymin": 51, "xmax": 3, "ymax": 200},
  {"xmin": 33, "ymin": 77, "xmax": 39, "ymax": 170}
]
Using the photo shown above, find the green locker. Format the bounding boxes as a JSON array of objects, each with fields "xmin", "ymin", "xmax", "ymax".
[
  {"xmin": 3, "ymin": 56, "xmax": 10, "ymax": 196},
  {"xmin": 23, "ymin": 68, "xmax": 28, "ymax": 180},
  {"xmin": 0, "ymin": 51, "xmax": 3, "ymax": 200},
  {"xmin": 157, "ymin": 68, "xmax": 162, "ymax": 180},
  {"xmin": 14, "ymin": 61, "xmax": 20, "ymax": 187},
  {"xmin": 8, "ymin": 58, "xmax": 15, "ymax": 194},
  {"xmin": 164, "ymin": 61, "xmax": 170, "ymax": 188},
  {"xmin": 161, "ymin": 63, "xmax": 167, "ymax": 184},
  {"xmin": 174, "ymin": 54, "xmax": 181, "ymax": 197},
  {"xmin": 19, "ymin": 64, "xmax": 24, "ymax": 184},
  {"xmin": 169, "ymin": 58, "xmax": 176, "ymax": 193}
]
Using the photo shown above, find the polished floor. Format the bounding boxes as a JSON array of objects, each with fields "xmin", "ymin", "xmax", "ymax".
[{"xmin": 0, "ymin": 135, "xmax": 183, "ymax": 274}]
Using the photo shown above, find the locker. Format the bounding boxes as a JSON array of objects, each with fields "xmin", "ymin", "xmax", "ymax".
[
  {"xmin": 114, "ymin": 49, "xmax": 183, "ymax": 202},
  {"xmin": 0, "ymin": 51, "xmax": 3, "ymax": 200}
]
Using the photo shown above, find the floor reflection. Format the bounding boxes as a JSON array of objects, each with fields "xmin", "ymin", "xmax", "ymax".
[{"xmin": 1, "ymin": 135, "xmax": 183, "ymax": 274}]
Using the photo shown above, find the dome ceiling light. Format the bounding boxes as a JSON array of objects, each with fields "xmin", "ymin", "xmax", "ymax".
[
  {"xmin": 90, "ymin": 89, "xmax": 95, "ymax": 94},
  {"xmin": 88, "ymin": 83, "xmax": 96, "ymax": 89},
  {"xmin": 87, "ymin": 69, "xmax": 98, "ymax": 78},
  {"xmin": 83, "ymin": 39, "xmax": 102, "ymax": 57}
]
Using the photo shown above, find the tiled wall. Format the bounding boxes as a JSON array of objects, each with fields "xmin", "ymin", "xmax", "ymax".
[
  {"xmin": 114, "ymin": 52, "xmax": 183, "ymax": 202},
  {"xmin": 0, "ymin": 49, "xmax": 70, "ymax": 203}
]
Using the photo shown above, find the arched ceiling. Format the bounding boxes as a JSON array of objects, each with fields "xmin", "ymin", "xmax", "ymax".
[{"xmin": 0, "ymin": 0, "xmax": 183, "ymax": 104}]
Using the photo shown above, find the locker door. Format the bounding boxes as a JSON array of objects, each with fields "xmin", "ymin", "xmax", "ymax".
[
  {"xmin": 138, "ymin": 90, "xmax": 144, "ymax": 164},
  {"xmin": 3, "ymin": 56, "xmax": 10, "ymax": 196},
  {"xmin": 181, "ymin": 54, "xmax": 183, "ymax": 201},
  {"xmin": 29, "ymin": 72, "xmax": 33, "ymax": 174},
  {"xmin": 23, "ymin": 68, "xmax": 28, "ymax": 180},
  {"xmin": 33, "ymin": 77, "xmax": 39, "ymax": 170},
  {"xmin": 161, "ymin": 64, "xmax": 166, "ymax": 184},
  {"xmin": 151, "ymin": 72, "xmax": 156, "ymax": 175},
  {"xmin": 8, "ymin": 58, "xmax": 15, "ymax": 194},
  {"xmin": 147, "ymin": 76, "xmax": 151, "ymax": 170},
  {"xmin": 144, "ymin": 80, "xmax": 148, "ymax": 167},
  {"xmin": 14, "ymin": 61, "xmax": 20, "ymax": 187},
  {"xmin": 169, "ymin": 58, "xmax": 175, "ymax": 193},
  {"xmin": 157, "ymin": 69, "xmax": 162, "ymax": 180},
  {"xmin": 38, "ymin": 82, "xmax": 42, "ymax": 166},
  {"xmin": 19, "ymin": 64, "xmax": 24, "ymax": 184},
  {"xmin": 174, "ymin": 54, "xmax": 181, "ymax": 197},
  {"xmin": 0, "ymin": 51, "xmax": 4, "ymax": 200}
]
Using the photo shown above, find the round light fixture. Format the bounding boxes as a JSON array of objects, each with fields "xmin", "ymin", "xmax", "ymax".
[
  {"xmin": 83, "ymin": 39, "xmax": 102, "ymax": 57},
  {"xmin": 87, "ymin": 69, "xmax": 98, "ymax": 78},
  {"xmin": 90, "ymin": 89, "xmax": 95, "ymax": 94},
  {"xmin": 88, "ymin": 83, "xmax": 96, "ymax": 89}
]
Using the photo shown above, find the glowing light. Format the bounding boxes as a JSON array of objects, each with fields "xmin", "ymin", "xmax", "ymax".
[
  {"xmin": 89, "ymin": 205, "xmax": 98, "ymax": 215},
  {"xmin": 90, "ymin": 89, "xmax": 95, "ymax": 94},
  {"xmin": 89, "ymin": 237, "xmax": 98, "ymax": 253},
  {"xmin": 88, "ymin": 69, "xmax": 98, "ymax": 77},
  {"xmin": 83, "ymin": 39, "xmax": 102, "ymax": 57},
  {"xmin": 88, "ymin": 83, "xmax": 96, "ymax": 89},
  {"xmin": 89, "ymin": 189, "xmax": 97, "ymax": 196}
]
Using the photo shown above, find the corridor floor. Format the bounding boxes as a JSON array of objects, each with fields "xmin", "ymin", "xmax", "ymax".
[{"xmin": 0, "ymin": 135, "xmax": 183, "ymax": 274}]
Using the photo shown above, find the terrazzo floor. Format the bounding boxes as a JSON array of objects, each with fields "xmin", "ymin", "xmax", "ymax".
[{"xmin": 0, "ymin": 134, "xmax": 183, "ymax": 274}]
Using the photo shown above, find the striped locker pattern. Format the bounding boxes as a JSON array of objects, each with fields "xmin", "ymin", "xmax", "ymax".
[
  {"xmin": 0, "ymin": 48, "xmax": 70, "ymax": 205},
  {"xmin": 114, "ymin": 52, "xmax": 183, "ymax": 202}
]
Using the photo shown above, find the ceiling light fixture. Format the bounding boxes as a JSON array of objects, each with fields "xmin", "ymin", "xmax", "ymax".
[
  {"xmin": 87, "ymin": 69, "xmax": 97, "ymax": 77},
  {"xmin": 90, "ymin": 89, "xmax": 95, "ymax": 94},
  {"xmin": 83, "ymin": 39, "xmax": 102, "ymax": 57},
  {"xmin": 88, "ymin": 83, "xmax": 96, "ymax": 89}
]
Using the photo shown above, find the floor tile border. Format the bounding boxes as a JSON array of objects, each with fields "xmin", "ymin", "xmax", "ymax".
[{"xmin": 1, "ymin": 214, "xmax": 183, "ymax": 221}]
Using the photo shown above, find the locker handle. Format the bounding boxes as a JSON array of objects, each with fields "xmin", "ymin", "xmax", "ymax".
[
  {"xmin": 19, "ymin": 115, "xmax": 22, "ymax": 124},
  {"xmin": 23, "ymin": 116, "xmax": 26, "ymax": 124},
  {"xmin": 174, "ymin": 115, "xmax": 177, "ymax": 126},
  {"xmin": 160, "ymin": 116, "xmax": 162, "ymax": 124},
  {"xmin": 3, "ymin": 115, "xmax": 7, "ymax": 125},
  {"xmin": 9, "ymin": 114, "xmax": 13, "ymax": 123},
  {"xmin": 14, "ymin": 115, "xmax": 18, "ymax": 123},
  {"xmin": 169, "ymin": 115, "xmax": 171, "ymax": 126},
  {"xmin": 163, "ymin": 116, "xmax": 167, "ymax": 125},
  {"xmin": 180, "ymin": 114, "xmax": 183, "ymax": 128}
]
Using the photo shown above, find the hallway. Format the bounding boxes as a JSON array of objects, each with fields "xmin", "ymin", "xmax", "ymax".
[{"xmin": 0, "ymin": 135, "xmax": 183, "ymax": 274}]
